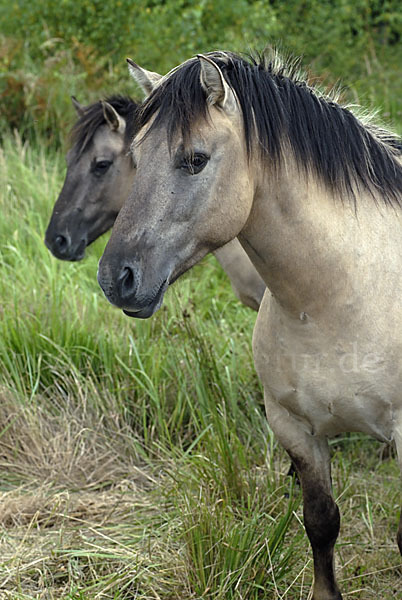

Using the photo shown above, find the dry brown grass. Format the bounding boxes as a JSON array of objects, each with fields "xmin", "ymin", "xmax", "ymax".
[
  {"xmin": 0, "ymin": 388, "xmax": 150, "ymax": 492},
  {"xmin": 0, "ymin": 483, "xmax": 180, "ymax": 599},
  {"xmin": 0, "ymin": 386, "xmax": 187, "ymax": 599}
]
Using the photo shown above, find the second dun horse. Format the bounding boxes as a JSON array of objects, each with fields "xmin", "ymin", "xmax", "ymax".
[
  {"xmin": 45, "ymin": 95, "xmax": 265, "ymax": 311},
  {"xmin": 98, "ymin": 51, "xmax": 402, "ymax": 599}
]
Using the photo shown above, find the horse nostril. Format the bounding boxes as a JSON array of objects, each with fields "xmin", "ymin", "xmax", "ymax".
[
  {"xmin": 120, "ymin": 265, "xmax": 136, "ymax": 297},
  {"xmin": 55, "ymin": 234, "xmax": 68, "ymax": 250}
]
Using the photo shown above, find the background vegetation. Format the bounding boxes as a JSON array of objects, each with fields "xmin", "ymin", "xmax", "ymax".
[
  {"xmin": 1, "ymin": 0, "xmax": 401, "ymax": 145},
  {"xmin": 0, "ymin": 1, "xmax": 401, "ymax": 598}
]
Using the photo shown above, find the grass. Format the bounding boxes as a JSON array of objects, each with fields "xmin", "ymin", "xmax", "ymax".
[{"xmin": 0, "ymin": 133, "xmax": 401, "ymax": 598}]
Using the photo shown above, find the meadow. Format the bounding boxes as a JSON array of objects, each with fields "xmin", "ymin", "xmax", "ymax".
[{"xmin": 1, "ymin": 1, "xmax": 402, "ymax": 597}]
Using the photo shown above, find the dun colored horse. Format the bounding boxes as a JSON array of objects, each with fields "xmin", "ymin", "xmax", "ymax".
[
  {"xmin": 45, "ymin": 95, "xmax": 265, "ymax": 310},
  {"xmin": 98, "ymin": 52, "xmax": 402, "ymax": 599}
]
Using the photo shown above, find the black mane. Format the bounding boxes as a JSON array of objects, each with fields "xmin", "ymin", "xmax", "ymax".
[
  {"xmin": 70, "ymin": 95, "xmax": 139, "ymax": 156},
  {"xmin": 137, "ymin": 51, "xmax": 402, "ymax": 207}
]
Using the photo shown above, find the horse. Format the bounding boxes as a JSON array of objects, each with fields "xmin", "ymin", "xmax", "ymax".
[
  {"xmin": 44, "ymin": 95, "xmax": 265, "ymax": 311},
  {"xmin": 97, "ymin": 51, "xmax": 402, "ymax": 599}
]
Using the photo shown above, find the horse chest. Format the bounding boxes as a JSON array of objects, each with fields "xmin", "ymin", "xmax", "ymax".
[{"xmin": 253, "ymin": 292, "xmax": 400, "ymax": 442}]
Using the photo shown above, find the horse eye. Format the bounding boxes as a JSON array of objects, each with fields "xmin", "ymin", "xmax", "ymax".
[
  {"xmin": 93, "ymin": 160, "xmax": 112, "ymax": 176},
  {"xmin": 180, "ymin": 153, "xmax": 209, "ymax": 175}
]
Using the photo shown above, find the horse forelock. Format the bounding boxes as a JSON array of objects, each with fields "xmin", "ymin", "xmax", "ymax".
[
  {"xmin": 70, "ymin": 95, "xmax": 139, "ymax": 159},
  {"xmin": 136, "ymin": 50, "xmax": 402, "ymax": 208}
]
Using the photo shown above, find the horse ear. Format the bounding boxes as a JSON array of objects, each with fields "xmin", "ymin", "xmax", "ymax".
[
  {"xmin": 71, "ymin": 96, "xmax": 85, "ymax": 117},
  {"xmin": 101, "ymin": 101, "xmax": 126, "ymax": 133},
  {"xmin": 126, "ymin": 58, "xmax": 162, "ymax": 96},
  {"xmin": 197, "ymin": 54, "xmax": 237, "ymax": 114}
]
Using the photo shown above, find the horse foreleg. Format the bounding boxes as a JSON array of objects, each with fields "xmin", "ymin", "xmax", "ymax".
[
  {"xmin": 395, "ymin": 427, "xmax": 402, "ymax": 555},
  {"xmin": 397, "ymin": 511, "xmax": 402, "ymax": 555},
  {"xmin": 264, "ymin": 396, "xmax": 342, "ymax": 600},
  {"xmin": 292, "ymin": 452, "xmax": 341, "ymax": 600},
  {"xmin": 286, "ymin": 460, "xmax": 300, "ymax": 488}
]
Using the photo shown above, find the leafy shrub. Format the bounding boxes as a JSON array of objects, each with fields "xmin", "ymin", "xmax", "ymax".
[{"xmin": 0, "ymin": 0, "xmax": 401, "ymax": 144}]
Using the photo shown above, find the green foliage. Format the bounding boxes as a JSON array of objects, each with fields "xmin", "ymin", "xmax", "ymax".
[
  {"xmin": 1, "ymin": 1, "xmax": 277, "ymax": 66},
  {"xmin": 0, "ymin": 0, "xmax": 401, "ymax": 145},
  {"xmin": 270, "ymin": 0, "xmax": 402, "ymax": 115}
]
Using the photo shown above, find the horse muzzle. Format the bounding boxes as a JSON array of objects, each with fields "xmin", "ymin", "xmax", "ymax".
[
  {"xmin": 97, "ymin": 257, "xmax": 170, "ymax": 319},
  {"xmin": 44, "ymin": 230, "xmax": 87, "ymax": 261}
]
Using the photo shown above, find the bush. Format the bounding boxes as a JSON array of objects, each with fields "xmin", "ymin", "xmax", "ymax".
[{"xmin": 0, "ymin": 0, "xmax": 401, "ymax": 145}]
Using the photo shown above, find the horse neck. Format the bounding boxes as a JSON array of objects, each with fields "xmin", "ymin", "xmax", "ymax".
[{"xmin": 238, "ymin": 158, "xmax": 400, "ymax": 320}]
